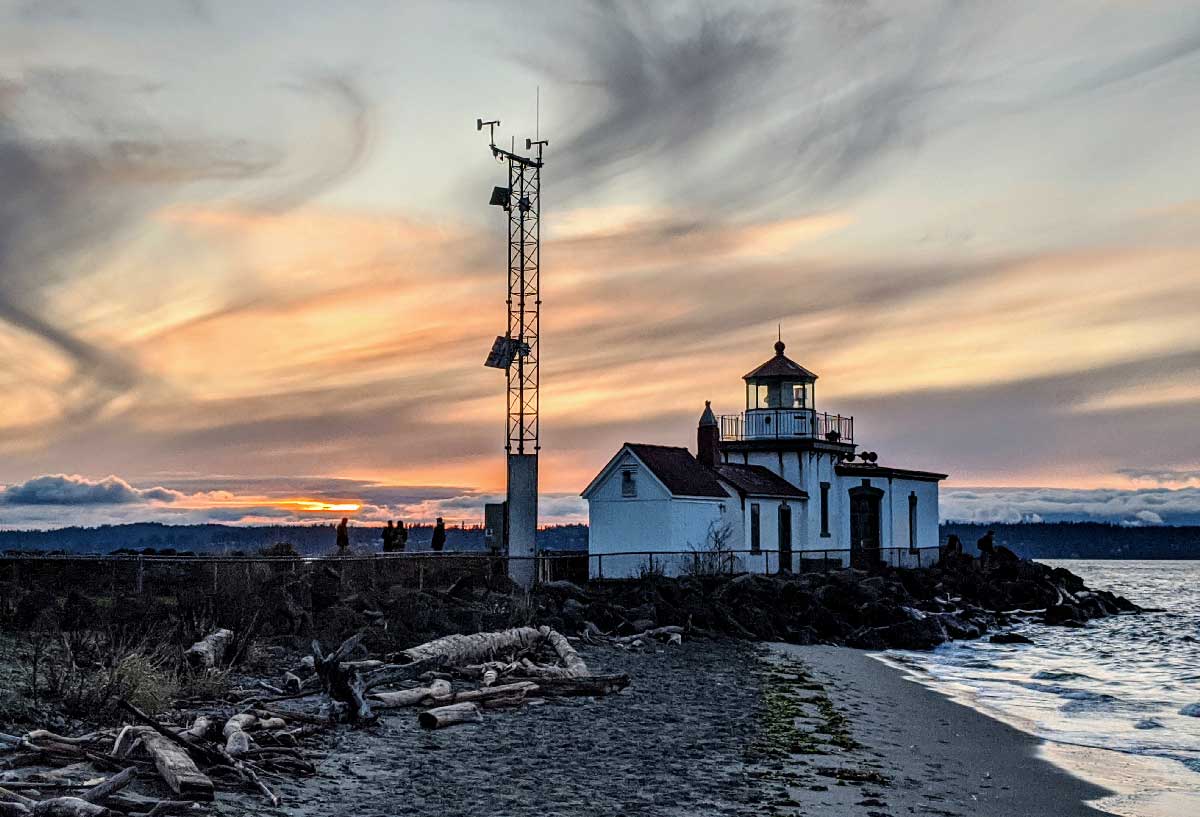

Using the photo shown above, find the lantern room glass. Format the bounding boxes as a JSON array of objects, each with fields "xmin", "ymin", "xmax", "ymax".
[{"xmin": 747, "ymin": 380, "xmax": 812, "ymax": 410}]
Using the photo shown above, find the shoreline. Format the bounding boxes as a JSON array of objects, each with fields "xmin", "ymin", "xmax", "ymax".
[
  {"xmin": 876, "ymin": 648, "xmax": 1200, "ymax": 817},
  {"xmin": 265, "ymin": 640, "xmax": 1121, "ymax": 817},
  {"xmin": 768, "ymin": 643, "xmax": 1113, "ymax": 816}
]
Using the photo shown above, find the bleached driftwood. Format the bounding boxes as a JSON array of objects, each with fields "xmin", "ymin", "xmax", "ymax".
[
  {"xmin": 360, "ymin": 659, "xmax": 443, "ymax": 692},
  {"xmin": 178, "ymin": 717, "xmax": 215, "ymax": 743},
  {"xmin": 541, "ymin": 628, "xmax": 588, "ymax": 677},
  {"xmin": 611, "ymin": 626, "xmax": 684, "ymax": 646},
  {"xmin": 80, "ymin": 767, "xmax": 137, "ymax": 804},
  {"xmin": 120, "ymin": 729, "xmax": 213, "ymax": 801},
  {"xmin": 445, "ymin": 681, "xmax": 538, "ymax": 705},
  {"xmin": 184, "ymin": 629, "xmax": 233, "ymax": 670},
  {"xmin": 4, "ymin": 796, "xmax": 112, "ymax": 817},
  {"xmin": 417, "ymin": 703, "xmax": 482, "ymax": 730},
  {"xmin": 526, "ymin": 674, "xmax": 630, "ymax": 697},
  {"xmin": 368, "ymin": 679, "xmax": 452, "ymax": 709},
  {"xmin": 399, "ymin": 627, "xmax": 545, "ymax": 667},
  {"xmin": 117, "ymin": 700, "xmax": 276, "ymax": 807},
  {"xmin": 222, "ymin": 714, "xmax": 256, "ymax": 737}
]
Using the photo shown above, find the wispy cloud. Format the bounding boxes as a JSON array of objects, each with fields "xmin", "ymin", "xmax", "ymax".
[{"xmin": 0, "ymin": 2, "xmax": 1197, "ymax": 527}]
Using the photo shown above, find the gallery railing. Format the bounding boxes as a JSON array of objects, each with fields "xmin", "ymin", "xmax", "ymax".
[{"xmin": 718, "ymin": 410, "xmax": 854, "ymax": 443}]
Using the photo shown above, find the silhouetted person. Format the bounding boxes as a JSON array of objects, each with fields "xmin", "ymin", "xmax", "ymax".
[
  {"xmin": 941, "ymin": 534, "xmax": 963, "ymax": 561},
  {"xmin": 382, "ymin": 520, "xmax": 396, "ymax": 552},
  {"xmin": 977, "ymin": 530, "xmax": 995, "ymax": 558},
  {"xmin": 431, "ymin": 517, "xmax": 446, "ymax": 552},
  {"xmin": 336, "ymin": 518, "xmax": 350, "ymax": 554},
  {"xmin": 395, "ymin": 520, "xmax": 408, "ymax": 552}
]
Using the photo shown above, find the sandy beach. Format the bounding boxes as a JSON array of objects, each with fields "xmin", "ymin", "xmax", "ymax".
[
  {"xmin": 258, "ymin": 639, "xmax": 1114, "ymax": 817},
  {"xmin": 768, "ymin": 643, "xmax": 1112, "ymax": 817}
]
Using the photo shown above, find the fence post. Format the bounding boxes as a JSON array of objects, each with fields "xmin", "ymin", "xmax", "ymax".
[
  {"xmin": 419, "ymin": 562, "xmax": 425, "ymax": 591},
  {"xmin": 136, "ymin": 556, "xmax": 144, "ymax": 595},
  {"xmin": 211, "ymin": 561, "xmax": 218, "ymax": 592},
  {"xmin": 597, "ymin": 554, "xmax": 603, "ymax": 580}
]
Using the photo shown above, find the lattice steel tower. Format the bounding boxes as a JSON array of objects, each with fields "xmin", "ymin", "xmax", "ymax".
[{"xmin": 479, "ymin": 117, "xmax": 546, "ymax": 589}]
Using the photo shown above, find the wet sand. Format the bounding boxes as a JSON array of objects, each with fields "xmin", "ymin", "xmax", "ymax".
[
  {"xmin": 252, "ymin": 640, "xmax": 1114, "ymax": 817},
  {"xmin": 767, "ymin": 643, "xmax": 1114, "ymax": 816}
]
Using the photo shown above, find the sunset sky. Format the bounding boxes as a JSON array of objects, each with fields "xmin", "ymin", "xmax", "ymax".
[{"xmin": 1, "ymin": 0, "xmax": 1199, "ymax": 529}]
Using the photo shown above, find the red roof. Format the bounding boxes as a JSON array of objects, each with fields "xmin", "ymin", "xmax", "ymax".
[
  {"xmin": 624, "ymin": 444, "xmax": 729, "ymax": 498},
  {"xmin": 715, "ymin": 463, "xmax": 808, "ymax": 498},
  {"xmin": 743, "ymin": 341, "xmax": 818, "ymax": 381}
]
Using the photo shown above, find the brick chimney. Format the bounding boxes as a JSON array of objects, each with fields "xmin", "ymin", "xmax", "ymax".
[{"xmin": 697, "ymin": 401, "xmax": 720, "ymax": 469}]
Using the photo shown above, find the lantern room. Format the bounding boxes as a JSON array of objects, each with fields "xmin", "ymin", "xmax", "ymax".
[{"xmin": 743, "ymin": 340, "xmax": 818, "ymax": 411}]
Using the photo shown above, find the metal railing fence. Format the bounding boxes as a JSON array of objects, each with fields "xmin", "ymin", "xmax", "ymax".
[{"xmin": 0, "ymin": 546, "xmax": 941, "ymax": 595}]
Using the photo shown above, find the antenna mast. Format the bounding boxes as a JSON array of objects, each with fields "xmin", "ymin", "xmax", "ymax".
[{"xmin": 478, "ymin": 115, "xmax": 547, "ymax": 589}]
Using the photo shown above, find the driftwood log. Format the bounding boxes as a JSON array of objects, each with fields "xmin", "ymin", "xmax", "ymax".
[
  {"xmin": 117, "ymin": 700, "xmax": 276, "ymax": 806},
  {"xmin": 541, "ymin": 628, "xmax": 588, "ymax": 677},
  {"xmin": 612, "ymin": 626, "xmax": 684, "ymax": 646},
  {"xmin": 417, "ymin": 703, "xmax": 482, "ymax": 730},
  {"xmin": 368, "ymin": 679, "xmax": 452, "ymax": 709},
  {"xmin": 399, "ymin": 627, "xmax": 545, "ymax": 667},
  {"xmin": 109, "ymin": 726, "xmax": 212, "ymax": 801},
  {"xmin": 184, "ymin": 630, "xmax": 233, "ymax": 670},
  {"xmin": 528, "ymin": 674, "xmax": 630, "ymax": 697},
  {"xmin": 79, "ymin": 767, "xmax": 137, "ymax": 804},
  {"xmin": 312, "ymin": 635, "xmax": 375, "ymax": 723}
]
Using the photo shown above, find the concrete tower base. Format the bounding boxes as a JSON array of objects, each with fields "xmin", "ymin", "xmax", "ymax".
[{"xmin": 506, "ymin": 453, "xmax": 538, "ymax": 590}]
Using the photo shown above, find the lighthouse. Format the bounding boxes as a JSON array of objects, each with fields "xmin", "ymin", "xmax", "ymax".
[{"xmin": 582, "ymin": 338, "xmax": 947, "ymax": 578}]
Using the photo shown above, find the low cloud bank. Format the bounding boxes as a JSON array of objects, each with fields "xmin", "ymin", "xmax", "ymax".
[
  {"xmin": 941, "ymin": 486, "xmax": 1200, "ymax": 526},
  {"xmin": 4, "ymin": 474, "xmax": 1197, "ymax": 529},
  {"xmin": 0, "ymin": 474, "xmax": 182, "ymax": 506}
]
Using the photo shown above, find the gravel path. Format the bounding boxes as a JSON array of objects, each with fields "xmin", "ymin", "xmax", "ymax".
[{"xmin": 267, "ymin": 640, "xmax": 763, "ymax": 817}]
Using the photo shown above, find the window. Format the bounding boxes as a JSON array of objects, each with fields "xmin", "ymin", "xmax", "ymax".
[
  {"xmin": 750, "ymin": 503, "xmax": 761, "ymax": 552},
  {"xmin": 908, "ymin": 492, "xmax": 919, "ymax": 551},
  {"xmin": 819, "ymin": 482, "xmax": 831, "ymax": 537},
  {"xmin": 791, "ymin": 383, "xmax": 807, "ymax": 408},
  {"xmin": 621, "ymin": 469, "xmax": 637, "ymax": 498},
  {"xmin": 757, "ymin": 384, "xmax": 770, "ymax": 409}
]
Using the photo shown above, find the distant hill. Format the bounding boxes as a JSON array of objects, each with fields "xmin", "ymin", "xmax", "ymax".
[
  {"xmin": 0, "ymin": 521, "xmax": 588, "ymax": 556},
  {"xmin": 941, "ymin": 522, "xmax": 1200, "ymax": 560}
]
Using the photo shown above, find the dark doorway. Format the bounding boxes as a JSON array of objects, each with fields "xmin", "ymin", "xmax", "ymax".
[
  {"xmin": 778, "ymin": 503, "xmax": 792, "ymax": 573},
  {"xmin": 848, "ymin": 485, "xmax": 883, "ymax": 569}
]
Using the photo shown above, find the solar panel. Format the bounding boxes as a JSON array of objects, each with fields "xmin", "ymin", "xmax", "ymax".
[{"xmin": 484, "ymin": 336, "xmax": 520, "ymax": 369}]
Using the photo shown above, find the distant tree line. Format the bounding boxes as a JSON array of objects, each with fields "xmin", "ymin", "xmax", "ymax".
[
  {"xmin": 941, "ymin": 522, "xmax": 1200, "ymax": 560},
  {"xmin": 9, "ymin": 520, "xmax": 1189, "ymax": 559},
  {"xmin": 0, "ymin": 521, "xmax": 590, "ymax": 556}
]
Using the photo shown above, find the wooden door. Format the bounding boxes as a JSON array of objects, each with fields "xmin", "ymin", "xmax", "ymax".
[
  {"xmin": 778, "ymin": 504, "xmax": 792, "ymax": 573},
  {"xmin": 849, "ymin": 488, "xmax": 882, "ymax": 569}
]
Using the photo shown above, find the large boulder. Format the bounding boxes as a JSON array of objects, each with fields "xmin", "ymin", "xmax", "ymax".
[
  {"xmin": 1043, "ymin": 602, "xmax": 1087, "ymax": 627},
  {"xmin": 849, "ymin": 613, "xmax": 948, "ymax": 650}
]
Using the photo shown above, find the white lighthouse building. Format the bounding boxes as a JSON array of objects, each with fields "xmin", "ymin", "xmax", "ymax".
[{"xmin": 581, "ymin": 339, "xmax": 947, "ymax": 578}]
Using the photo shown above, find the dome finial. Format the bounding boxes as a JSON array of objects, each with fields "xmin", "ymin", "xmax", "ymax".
[{"xmin": 774, "ymin": 338, "xmax": 785, "ymax": 356}]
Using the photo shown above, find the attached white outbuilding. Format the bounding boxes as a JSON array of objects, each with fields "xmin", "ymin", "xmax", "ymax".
[{"xmin": 582, "ymin": 340, "xmax": 947, "ymax": 578}]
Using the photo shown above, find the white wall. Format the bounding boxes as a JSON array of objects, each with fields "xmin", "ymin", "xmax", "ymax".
[{"xmin": 586, "ymin": 451, "xmax": 739, "ymax": 578}]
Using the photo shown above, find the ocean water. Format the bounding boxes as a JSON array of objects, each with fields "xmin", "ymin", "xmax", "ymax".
[{"xmin": 884, "ymin": 560, "xmax": 1200, "ymax": 817}]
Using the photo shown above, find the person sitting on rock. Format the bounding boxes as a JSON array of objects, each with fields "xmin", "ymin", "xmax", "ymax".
[
  {"xmin": 336, "ymin": 517, "xmax": 350, "ymax": 554},
  {"xmin": 431, "ymin": 517, "xmax": 446, "ymax": 552},
  {"xmin": 977, "ymin": 530, "xmax": 995, "ymax": 555},
  {"xmin": 395, "ymin": 520, "xmax": 408, "ymax": 552},
  {"xmin": 382, "ymin": 520, "xmax": 396, "ymax": 552}
]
